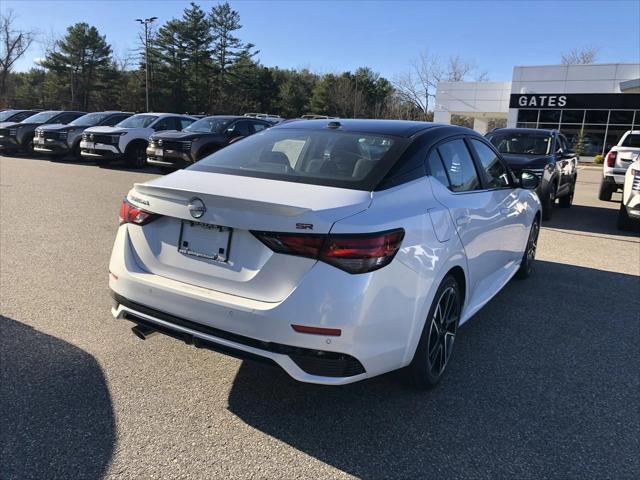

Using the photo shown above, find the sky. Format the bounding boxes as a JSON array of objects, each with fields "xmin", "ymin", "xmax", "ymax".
[{"xmin": 3, "ymin": 0, "xmax": 640, "ymax": 82}]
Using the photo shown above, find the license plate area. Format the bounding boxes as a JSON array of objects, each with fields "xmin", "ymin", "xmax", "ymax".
[
  {"xmin": 155, "ymin": 148, "xmax": 163, "ymax": 156},
  {"xmin": 178, "ymin": 220, "xmax": 231, "ymax": 263}
]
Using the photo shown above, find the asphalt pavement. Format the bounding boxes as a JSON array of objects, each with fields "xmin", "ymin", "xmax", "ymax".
[{"xmin": 1, "ymin": 155, "xmax": 639, "ymax": 479}]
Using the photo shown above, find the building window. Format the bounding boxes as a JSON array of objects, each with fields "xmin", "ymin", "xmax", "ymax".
[
  {"xmin": 609, "ymin": 110, "xmax": 634, "ymax": 125},
  {"xmin": 584, "ymin": 110, "xmax": 608, "ymax": 124},
  {"xmin": 517, "ymin": 110, "xmax": 538, "ymax": 123},
  {"xmin": 539, "ymin": 110, "xmax": 561, "ymax": 123},
  {"xmin": 560, "ymin": 110, "xmax": 584, "ymax": 124}
]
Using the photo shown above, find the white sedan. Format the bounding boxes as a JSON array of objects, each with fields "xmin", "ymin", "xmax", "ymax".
[{"xmin": 109, "ymin": 120, "xmax": 541, "ymax": 388}]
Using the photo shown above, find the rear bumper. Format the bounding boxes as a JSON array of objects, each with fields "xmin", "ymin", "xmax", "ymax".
[
  {"xmin": 603, "ymin": 169, "xmax": 627, "ymax": 186},
  {"xmin": 108, "ymin": 225, "xmax": 427, "ymax": 384}
]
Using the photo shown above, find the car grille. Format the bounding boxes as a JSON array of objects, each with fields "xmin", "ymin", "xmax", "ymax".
[
  {"xmin": 38, "ymin": 131, "xmax": 66, "ymax": 141},
  {"xmin": 632, "ymin": 172, "xmax": 640, "ymax": 191},
  {"xmin": 8, "ymin": 127, "xmax": 17, "ymax": 137},
  {"xmin": 83, "ymin": 133, "xmax": 117, "ymax": 144},
  {"xmin": 159, "ymin": 140, "xmax": 192, "ymax": 151}
]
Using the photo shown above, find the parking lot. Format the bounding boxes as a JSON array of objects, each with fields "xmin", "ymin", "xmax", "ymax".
[{"xmin": 1, "ymin": 154, "xmax": 638, "ymax": 479}]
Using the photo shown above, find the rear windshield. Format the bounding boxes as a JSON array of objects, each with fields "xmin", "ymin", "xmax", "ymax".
[
  {"xmin": 70, "ymin": 113, "xmax": 110, "ymax": 126},
  {"xmin": 488, "ymin": 132, "xmax": 552, "ymax": 155},
  {"xmin": 189, "ymin": 128, "xmax": 408, "ymax": 190},
  {"xmin": 117, "ymin": 115, "xmax": 157, "ymax": 128},
  {"xmin": 184, "ymin": 117, "xmax": 231, "ymax": 134},
  {"xmin": 20, "ymin": 111, "xmax": 59, "ymax": 123},
  {"xmin": 621, "ymin": 134, "xmax": 640, "ymax": 148}
]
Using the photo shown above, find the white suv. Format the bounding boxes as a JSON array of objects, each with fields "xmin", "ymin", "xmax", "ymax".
[
  {"xmin": 81, "ymin": 113, "xmax": 196, "ymax": 167},
  {"xmin": 617, "ymin": 155, "xmax": 640, "ymax": 230},
  {"xmin": 600, "ymin": 130, "xmax": 640, "ymax": 201}
]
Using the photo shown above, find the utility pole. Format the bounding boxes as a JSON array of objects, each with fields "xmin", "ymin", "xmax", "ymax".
[{"xmin": 136, "ymin": 17, "xmax": 157, "ymax": 112}]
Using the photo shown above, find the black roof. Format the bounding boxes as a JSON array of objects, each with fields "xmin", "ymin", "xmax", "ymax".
[{"xmin": 274, "ymin": 118, "xmax": 457, "ymax": 138}]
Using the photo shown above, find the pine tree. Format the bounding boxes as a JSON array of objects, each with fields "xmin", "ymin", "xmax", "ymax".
[{"xmin": 40, "ymin": 23, "xmax": 112, "ymax": 110}]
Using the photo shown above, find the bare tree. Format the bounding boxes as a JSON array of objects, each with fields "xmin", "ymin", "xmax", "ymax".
[
  {"xmin": 393, "ymin": 50, "xmax": 442, "ymax": 120},
  {"xmin": 561, "ymin": 46, "xmax": 599, "ymax": 65},
  {"xmin": 0, "ymin": 10, "xmax": 35, "ymax": 105},
  {"xmin": 393, "ymin": 51, "xmax": 487, "ymax": 118}
]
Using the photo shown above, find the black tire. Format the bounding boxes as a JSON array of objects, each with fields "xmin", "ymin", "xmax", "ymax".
[
  {"xmin": 126, "ymin": 142, "xmax": 148, "ymax": 168},
  {"xmin": 20, "ymin": 136, "xmax": 34, "ymax": 155},
  {"xmin": 516, "ymin": 217, "xmax": 540, "ymax": 279},
  {"xmin": 558, "ymin": 190, "xmax": 573, "ymax": 208},
  {"xmin": 541, "ymin": 187, "xmax": 555, "ymax": 221},
  {"xmin": 617, "ymin": 203, "xmax": 634, "ymax": 231},
  {"xmin": 598, "ymin": 178, "xmax": 613, "ymax": 201},
  {"xmin": 408, "ymin": 275, "xmax": 461, "ymax": 389},
  {"xmin": 72, "ymin": 142, "xmax": 82, "ymax": 161}
]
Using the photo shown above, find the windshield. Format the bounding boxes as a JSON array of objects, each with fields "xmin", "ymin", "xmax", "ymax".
[
  {"xmin": 0, "ymin": 110, "xmax": 19, "ymax": 122},
  {"xmin": 184, "ymin": 117, "xmax": 231, "ymax": 134},
  {"xmin": 621, "ymin": 134, "xmax": 640, "ymax": 148},
  {"xmin": 117, "ymin": 115, "xmax": 157, "ymax": 128},
  {"xmin": 70, "ymin": 113, "xmax": 110, "ymax": 127},
  {"xmin": 488, "ymin": 132, "xmax": 552, "ymax": 155},
  {"xmin": 189, "ymin": 128, "xmax": 407, "ymax": 190},
  {"xmin": 20, "ymin": 111, "xmax": 59, "ymax": 124}
]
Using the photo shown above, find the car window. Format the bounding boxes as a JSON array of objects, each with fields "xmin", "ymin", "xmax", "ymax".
[
  {"xmin": 153, "ymin": 118, "xmax": 175, "ymax": 131},
  {"xmin": 488, "ymin": 132, "xmax": 552, "ymax": 155},
  {"xmin": 621, "ymin": 134, "xmax": 640, "ymax": 148},
  {"xmin": 436, "ymin": 139, "xmax": 481, "ymax": 192},
  {"xmin": 470, "ymin": 139, "xmax": 510, "ymax": 189},
  {"xmin": 252, "ymin": 122, "xmax": 269, "ymax": 133},
  {"xmin": 103, "ymin": 114, "xmax": 130, "ymax": 126},
  {"xmin": 427, "ymin": 150, "xmax": 450, "ymax": 188},
  {"xmin": 55, "ymin": 112, "xmax": 82, "ymax": 124},
  {"xmin": 234, "ymin": 121, "xmax": 252, "ymax": 137},
  {"xmin": 178, "ymin": 118, "xmax": 194, "ymax": 130},
  {"xmin": 117, "ymin": 115, "xmax": 157, "ymax": 128}
]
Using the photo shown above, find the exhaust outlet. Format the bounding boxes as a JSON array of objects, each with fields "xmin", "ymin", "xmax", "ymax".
[{"xmin": 131, "ymin": 324, "xmax": 157, "ymax": 340}]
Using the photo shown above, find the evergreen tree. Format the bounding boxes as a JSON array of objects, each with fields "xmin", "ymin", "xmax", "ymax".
[{"xmin": 40, "ymin": 23, "xmax": 113, "ymax": 110}]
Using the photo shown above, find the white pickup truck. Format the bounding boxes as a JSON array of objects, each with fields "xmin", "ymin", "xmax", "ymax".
[{"xmin": 599, "ymin": 130, "xmax": 640, "ymax": 201}]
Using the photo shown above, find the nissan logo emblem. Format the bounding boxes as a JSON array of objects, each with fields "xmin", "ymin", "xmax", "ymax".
[
  {"xmin": 158, "ymin": 139, "xmax": 163, "ymax": 146},
  {"xmin": 90, "ymin": 133, "xmax": 94, "ymax": 140},
  {"xmin": 188, "ymin": 197, "xmax": 206, "ymax": 219}
]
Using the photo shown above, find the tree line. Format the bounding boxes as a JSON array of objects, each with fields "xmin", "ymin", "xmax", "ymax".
[{"xmin": 0, "ymin": 3, "xmax": 599, "ymax": 121}]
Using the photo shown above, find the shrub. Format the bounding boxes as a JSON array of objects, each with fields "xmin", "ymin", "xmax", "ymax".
[{"xmin": 594, "ymin": 154, "xmax": 604, "ymax": 164}]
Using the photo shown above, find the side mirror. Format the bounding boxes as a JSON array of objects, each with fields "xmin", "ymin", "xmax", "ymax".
[{"xmin": 520, "ymin": 170, "xmax": 539, "ymax": 190}]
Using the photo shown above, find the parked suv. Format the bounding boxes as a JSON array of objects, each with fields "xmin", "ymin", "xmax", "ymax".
[
  {"xmin": 617, "ymin": 154, "xmax": 640, "ymax": 231},
  {"xmin": 147, "ymin": 115, "xmax": 272, "ymax": 171},
  {"xmin": 34, "ymin": 111, "xmax": 133, "ymax": 159},
  {"xmin": 81, "ymin": 113, "xmax": 196, "ymax": 167},
  {"xmin": 0, "ymin": 110, "xmax": 85, "ymax": 154},
  {"xmin": 600, "ymin": 130, "xmax": 640, "ymax": 201},
  {"xmin": 486, "ymin": 128, "xmax": 578, "ymax": 220}
]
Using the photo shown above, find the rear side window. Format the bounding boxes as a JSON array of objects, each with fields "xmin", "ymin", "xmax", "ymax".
[
  {"xmin": 437, "ymin": 139, "xmax": 481, "ymax": 192},
  {"xmin": 179, "ymin": 118, "xmax": 194, "ymax": 130},
  {"xmin": 103, "ymin": 114, "xmax": 129, "ymax": 126},
  {"xmin": 13, "ymin": 111, "xmax": 35, "ymax": 122},
  {"xmin": 252, "ymin": 122, "xmax": 269, "ymax": 133},
  {"xmin": 470, "ymin": 139, "xmax": 510, "ymax": 188},
  {"xmin": 427, "ymin": 150, "xmax": 450, "ymax": 187},
  {"xmin": 56, "ymin": 112, "xmax": 82, "ymax": 124},
  {"xmin": 621, "ymin": 134, "xmax": 640, "ymax": 148}
]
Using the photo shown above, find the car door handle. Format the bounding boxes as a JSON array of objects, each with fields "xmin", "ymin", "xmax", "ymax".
[{"xmin": 456, "ymin": 215, "xmax": 471, "ymax": 226}]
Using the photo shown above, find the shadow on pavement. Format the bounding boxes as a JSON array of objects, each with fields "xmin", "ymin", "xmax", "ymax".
[
  {"xmin": 546, "ymin": 204, "xmax": 640, "ymax": 237},
  {"xmin": 0, "ymin": 316, "xmax": 115, "ymax": 480},
  {"xmin": 227, "ymin": 260, "xmax": 639, "ymax": 479}
]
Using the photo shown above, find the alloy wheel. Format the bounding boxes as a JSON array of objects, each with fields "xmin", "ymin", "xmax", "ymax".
[{"xmin": 427, "ymin": 286, "xmax": 460, "ymax": 377}]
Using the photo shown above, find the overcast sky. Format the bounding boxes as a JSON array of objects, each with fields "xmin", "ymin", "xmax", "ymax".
[{"xmin": 4, "ymin": 0, "xmax": 640, "ymax": 81}]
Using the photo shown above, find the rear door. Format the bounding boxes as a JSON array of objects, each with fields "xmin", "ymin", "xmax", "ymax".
[{"xmin": 428, "ymin": 137, "xmax": 512, "ymax": 300}]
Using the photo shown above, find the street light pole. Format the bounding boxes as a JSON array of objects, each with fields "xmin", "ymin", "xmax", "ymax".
[{"xmin": 136, "ymin": 17, "xmax": 157, "ymax": 112}]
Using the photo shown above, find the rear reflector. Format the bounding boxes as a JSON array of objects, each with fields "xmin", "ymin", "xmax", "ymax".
[
  {"xmin": 119, "ymin": 198, "xmax": 158, "ymax": 225},
  {"xmin": 606, "ymin": 151, "xmax": 617, "ymax": 167},
  {"xmin": 252, "ymin": 229, "xmax": 405, "ymax": 274},
  {"xmin": 292, "ymin": 324, "xmax": 342, "ymax": 336}
]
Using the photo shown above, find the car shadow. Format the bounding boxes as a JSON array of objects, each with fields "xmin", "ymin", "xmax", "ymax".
[
  {"xmin": 0, "ymin": 316, "xmax": 116, "ymax": 479},
  {"xmin": 1, "ymin": 152, "xmax": 163, "ymax": 174},
  {"xmin": 546, "ymin": 204, "xmax": 640, "ymax": 237},
  {"xmin": 227, "ymin": 260, "xmax": 639, "ymax": 479}
]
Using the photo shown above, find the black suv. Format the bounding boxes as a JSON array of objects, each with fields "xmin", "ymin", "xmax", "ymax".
[
  {"xmin": 486, "ymin": 128, "xmax": 578, "ymax": 220},
  {"xmin": 0, "ymin": 110, "xmax": 86, "ymax": 154},
  {"xmin": 0, "ymin": 109, "xmax": 40, "ymax": 124},
  {"xmin": 33, "ymin": 111, "xmax": 132, "ymax": 159},
  {"xmin": 146, "ymin": 115, "xmax": 272, "ymax": 171}
]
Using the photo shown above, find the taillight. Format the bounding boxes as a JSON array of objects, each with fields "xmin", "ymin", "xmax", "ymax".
[
  {"xmin": 252, "ymin": 229, "xmax": 405, "ymax": 274},
  {"xmin": 119, "ymin": 198, "xmax": 158, "ymax": 225},
  {"xmin": 606, "ymin": 151, "xmax": 617, "ymax": 167}
]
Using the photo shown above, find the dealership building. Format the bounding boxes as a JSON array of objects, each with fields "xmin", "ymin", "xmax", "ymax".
[{"xmin": 434, "ymin": 63, "xmax": 640, "ymax": 156}]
